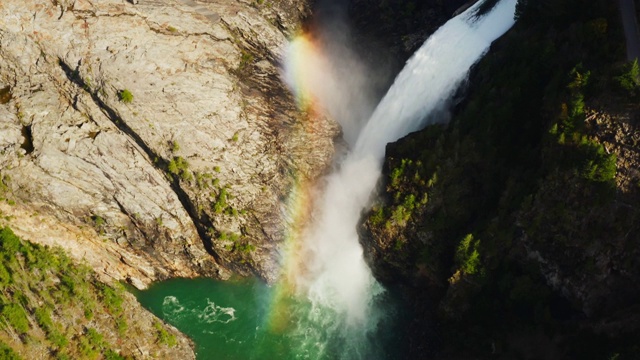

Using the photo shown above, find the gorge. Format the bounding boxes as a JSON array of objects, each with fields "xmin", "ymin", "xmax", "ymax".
[{"xmin": 136, "ymin": 0, "xmax": 518, "ymax": 358}]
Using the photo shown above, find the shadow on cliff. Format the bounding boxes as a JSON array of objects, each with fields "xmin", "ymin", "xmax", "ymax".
[
  {"xmin": 359, "ymin": 0, "xmax": 640, "ymax": 358},
  {"xmin": 56, "ymin": 58, "xmax": 227, "ymax": 274}
]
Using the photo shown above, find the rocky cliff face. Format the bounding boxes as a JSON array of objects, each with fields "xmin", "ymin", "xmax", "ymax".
[{"xmin": 0, "ymin": 0, "xmax": 339, "ymax": 287}]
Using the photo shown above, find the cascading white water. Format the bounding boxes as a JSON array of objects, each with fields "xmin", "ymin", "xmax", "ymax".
[
  {"xmin": 286, "ymin": 0, "xmax": 517, "ymax": 356},
  {"xmin": 354, "ymin": 0, "xmax": 517, "ymax": 159}
]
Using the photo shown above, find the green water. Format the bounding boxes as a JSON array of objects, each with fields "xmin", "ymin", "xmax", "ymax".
[{"xmin": 134, "ymin": 277, "xmax": 406, "ymax": 360}]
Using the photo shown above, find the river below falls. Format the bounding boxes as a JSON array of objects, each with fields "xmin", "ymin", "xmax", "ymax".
[{"xmin": 133, "ymin": 277, "xmax": 410, "ymax": 360}]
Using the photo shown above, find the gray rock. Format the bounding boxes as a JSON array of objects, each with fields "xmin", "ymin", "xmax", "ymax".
[{"xmin": 0, "ymin": 0, "xmax": 338, "ymax": 285}]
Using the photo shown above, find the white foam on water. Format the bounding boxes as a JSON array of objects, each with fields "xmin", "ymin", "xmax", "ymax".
[
  {"xmin": 163, "ymin": 295, "xmax": 237, "ymax": 330},
  {"xmin": 162, "ymin": 296, "xmax": 185, "ymax": 319},
  {"xmin": 198, "ymin": 298, "xmax": 237, "ymax": 324}
]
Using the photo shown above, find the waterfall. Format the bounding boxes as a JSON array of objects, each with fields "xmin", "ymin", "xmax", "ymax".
[
  {"xmin": 283, "ymin": 0, "xmax": 517, "ymax": 357},
  {"xmin": 354, "ymin": 0, "xmax": 517, "ymax": 159}
]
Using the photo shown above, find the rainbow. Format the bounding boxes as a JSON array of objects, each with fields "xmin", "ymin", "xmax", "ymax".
[
  {"xmin": 281, "ymin": 33, "xmax": 333, "ymax": 115},
  {"xmin": 262, "ymin": 32, "xmax": 329, "ymax": 333},
  {"xmin": 264, "ymin": 174, "xmax": 313, "ymax": 333}
]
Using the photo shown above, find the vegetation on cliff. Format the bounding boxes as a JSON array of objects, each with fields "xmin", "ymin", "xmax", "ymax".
[
  {"xmin": 0, "ymin": 226, "xmax": 192, "ymax": 359},
  {"xmin": 362, "ymin": 0, "xmax": 640, "ymax": 358}
]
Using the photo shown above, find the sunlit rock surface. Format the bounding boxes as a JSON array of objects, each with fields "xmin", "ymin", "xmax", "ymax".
[{"xmin": 0, "ymin": 0, "xmax": 338, "ymax": 286}]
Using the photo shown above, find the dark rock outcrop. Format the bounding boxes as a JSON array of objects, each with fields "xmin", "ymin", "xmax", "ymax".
[{"xmin": 360, "ymin": 0, "xmax": 640, "ymax": 358}]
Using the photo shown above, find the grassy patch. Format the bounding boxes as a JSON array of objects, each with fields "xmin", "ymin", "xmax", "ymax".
[
  {"xmin": 168, "ymin": 156, "xmax": 193, "ymax": 182},
  {"xmin": 0, "ymin": 226, "xmax": 135, "ymax": 358}
]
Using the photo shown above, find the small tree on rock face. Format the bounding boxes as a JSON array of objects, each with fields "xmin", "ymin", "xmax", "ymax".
[
  {"xmin": 455, "ymin": 234, "xmax": 483, "ymax": 276},
  {"xmin": 616, "ymin": 59, "xmax": 640, "ymax": 95}
]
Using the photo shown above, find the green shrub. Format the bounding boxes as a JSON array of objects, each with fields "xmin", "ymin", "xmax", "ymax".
[
  {"xmin": 0, "ymin": 341, "xmax": 21, "ymax": 360},
  {"xmin": 390, "ymin": 167, "xmax": 403, "ymax": 187},
  {"xmin": 154, "ymin": 320, "xmax": 177, "ymax": 347},
  {"xmin": 79, "ymin": 336, "xmax": 99, "ymax": 359},
  {"xmin": 582, "ymin": 143, "xmax": 617, "ymax": 182},
  {"xmin": 98, "ymin": 284, "xmax": 123, "ymax": 316},
  {"xmin": 167, "ymin": 156, "xmax": 192, "ymax": 182},
  {"xmin": 455, "ymin": 234, "xmax": 483, "ymax": 276},
  {"xmin": 389, "ymin": 159, "xmax": 413, "ymax": 188},
  {"xmin": 49, "ymin": 330, "xmax": 69, "ymax": 348},
  {"xmin": 87, "ymin": 328, "xmax": 104, "ymax": 346},
  {"xmin": 84, "ymin": 307, "xmax": 94, "ymax": 320},
  {"xmin": 117, "ymin": 89, "xmax": 133, "ymax": 103},
  {"xmin": 35, "ymin": 307, "xmax": 54, "ymax": 332},
  {"xmin": 237, "ymin": 243, "xmax": 255, "ymax": 254},
  {"xmin": 369, "ymin": 206, "xmax": 386, "ymax": 226},
  {"xmin": 116, "ymin": 318, "xmax": 128, "ymax": 336},
  {"xmin": 195, "ymin": 172, "xmax": 213, "ymax": 189},
  {"xmin": 570, "ymin": 93, "xmax": 585, "ymax": 120},
  {"xmin": 60, "ymin": 274, "xmax": 77, "ymax": 298},
  {"xmin": 104, "ymin": 349, "xmax": 126, "ymax": 360},
  {"xmin": 79, "ymin": 327, "xmax": 108, "ymax": 359},
  {"xmin": 391, "ymin": 205, "xmax": 410, "ymax": 224},
  {"xmin": 2, "ymin": 303, "xmax": 29, "ymax": 334},
  {"xmin": 213, "ymin": 188, "xmax": 228, "ymax": 214},
  {"xmin": 616, "ymin": 59, "xmax": 640, "ymax": 94},
  {"xmin": 0, "ymin": 227, "xmax": 22, "ymax": 262},
  {"xmin": 0, "ymin": 263, "xmax": 12, "ymax": 288},
  {"xmin": 91, "ymin": 216, "xmax": 105, "ymax": 228},
  {"xmin": 568, "ymin": 66, "xmax": 591, "ymax": 91},
  {"xmin": 213, "ymin": 202, "xmax": 224, "ymax": 214},
  {"xmin": 426, "ymin": 172, "xmax": 438, "ymax": 188}
]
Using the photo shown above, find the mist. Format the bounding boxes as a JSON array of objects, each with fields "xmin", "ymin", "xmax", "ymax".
[
  {"xmin": 281, "ymin": 0, "xmax": 517, "ymax": 357},
  {"xmin": 282, "ymin": 0, "xmax": 384, "ymax": 145}
]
